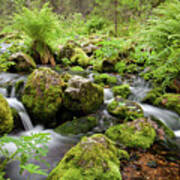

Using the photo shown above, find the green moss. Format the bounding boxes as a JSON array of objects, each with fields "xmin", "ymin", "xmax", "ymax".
[
  {"xmin": 55, "ymin": 115, "xmax": 98, "ymax": 136},
  {"xmin": 70, "ymin": 66, "xmax": 84, "ymax": 72},
  {"xmin": 48, "ymin": 134, "xmax": 122, "ymax": 180},
  {"xmin": 71, "ymin": 48, "xmax": 90, "ymax": 67},
  {"xmin": 94, "ymin": 73, "xmax": 117, "ymax": 87},
  {"xmin": 154, "ymin": 93, "xmax": 180, "ymax": 115},
  {"xmin": 22, "ymin": 68, "xmax": 63, "ymax": 125},
  {"xmin": 142, "ymin": 88, "xmax": 163, "ymax": 104},
  {"xmin": 106, "ymin": 119, "xmax": 156, "ymax": 149},
  {"xmin": 118, "ymin": 150, "xmax": 130, "ymax": 160},
  {"xmin": 64, "ymin": 76, "xmax": 104, "ymax": 114},
  {"xmin": 108, "ymin": 97, "xmax": 144, "ymax": 121},
  {"xmin": 0, "ymin": 94, "xmax": 13, "ymax": 135},
  {"xmin": 112, "ymin": 84, "xmax": 131, "ymax": 98}
]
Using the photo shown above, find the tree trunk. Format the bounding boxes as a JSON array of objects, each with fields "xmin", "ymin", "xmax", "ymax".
[{"xmin": 114, "ymin": 0, "xmax": 118, "ymax": 37}]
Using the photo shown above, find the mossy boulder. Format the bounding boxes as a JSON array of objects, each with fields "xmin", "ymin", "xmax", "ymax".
[
  {"xmin": 58, "ymin": 41, "xmax": 76, "ymax": 61},
  {"xmin": 64, "ymin": 76, "xmax": 104, "ymax": 114},
  {"xmin": 71, "ymin": 48, "xmax": 90, "ymax": 67},
  {"xmin": 142, "ymin": 88, "xmax": 162, "ymax": 104},
  {"xmin": 94, "ymin": 73, "xmax": 117, "ymax": 87},
  {"xmin": 55, "ymin": 115, "xmax": 98, "ymax": 136},
  {"xmin": 108, "ymin": 97, "xmax": 144, "ymax": 121},
  {"xmin": 70, "ymin": 66, "xmax": 84, "ymax": 72},
  {"xmin": 106, "ymin": 118, "xmax": 156, "ymax": 149},
  {"xmin": 93, "ymin": 58, "xmax": 117, "ymax": 72},
  {"xmin": 9, "ymin": 52, "xmax": 36, "ymax": 72},
  {"xmin": 0, "ymin": 94, "xmax": 13, "ymax": 135},
  {"xmin": 154, "ymin": 93, "xmax": 180, "ymax": 115},
  {"xmin": 112, "ymin": 84, "xmax": 131, "ymax": 98},
  {"xmin": 22, "ymin": 68, "xmax": 63, "ymax": 125},
  {"xmin": 48, "ymin": 134, "xmax": 122, "ymax": 180}
]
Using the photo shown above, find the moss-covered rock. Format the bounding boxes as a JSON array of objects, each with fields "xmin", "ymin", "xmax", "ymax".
[
  {"xmin": 112, "ymin": 84, "xmax": 131, "ymax": 98},
  {"xmin": 55, "ymin": 115, "xmax": 98, "ymax": 136},
  {"xmin": 93, "ymin": 58, "xmax": 117, "ymax": 72},
  {"xmin": 70, "ymin": 66, "xmax": 84, "ymax": 72},
  {"xmin": 64, "ymin": 76, "xmax": 104, "ymax": 114},
  {"xmin": 58, "ymin": 42, "xmax": 76, "ymax": 61},
  {"xmin": 0, "ymin": 94, "xmax": 13, "ymax": 135},
  {"xmin": 47, "ymin": 134, "xmax": 122, "ymax": 180},
  {"xmin": 108, "ymin": 97, "xmax": 144, "ymax": 121},
  {"xmin": 9, "ymin": 52, "xmax": 36, "ymax": 72},
  {"xmin": 71, "ymin": 48, "xmax": 90, "ymax": 67},
  {"xmin": 142, "ymin": 88, "xmax": 162, "ymax": 104},
  {"xmin": 154, "ymin": 93, "xmax": 180, "ymax": 115},
  {"xmin": 106, "ymin": 118, "xmax": 156, "ymax": 149},
  {"xmin": 22, "ymin": 67, "xmax": 63, "ymax": 125},
  {"xmin": 94, "ymin": 73, "xmax": 117, "ymax": 87}
]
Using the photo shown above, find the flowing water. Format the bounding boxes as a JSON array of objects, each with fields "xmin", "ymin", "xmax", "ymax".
[{"xmin": 0, "ymin": 69, "xmax": 180, "ymax": 179}]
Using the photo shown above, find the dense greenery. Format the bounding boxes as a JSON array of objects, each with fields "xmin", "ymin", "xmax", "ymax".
[{"xmin": 0, "ymin": 0, "xmax": 180, "ymax": 179}]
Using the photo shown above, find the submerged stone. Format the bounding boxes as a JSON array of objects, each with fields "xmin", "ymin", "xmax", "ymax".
[
  {"xmin": 47, "ymin": 134, "xmax": 122, "ymax": 180},
  {"xmin": 22, "ymin": 67, "xmax": 63, "ymax": 125},
  {"xmin": 0, "ymin": 94, "xmax": 13, "ymax": 135},
  {"xmin": 108, "ymin": 97, "xmax": 144, "ymax": 121},
  {"xmin": 55, "ymin": 115, "xmax": 98, "ymax": 136},
  {"xmin": 106, "ymin": 118, "xmax": 156, "ymax": 149},
  {"xmin": 64, "ymin": 76, "xmax": 104, "ymax": 114}
]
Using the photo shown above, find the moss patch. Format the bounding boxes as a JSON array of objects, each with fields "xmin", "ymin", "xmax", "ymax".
[
  {"xmin": 108, "ymin": 97, "xmax": 144, "ymax": 121},
  {"xmin": 112, "ymin": 84, "xmax": 131, "ymax": 98},
  {"xmin": 94, "ymin": 73, "xmax": 117, "ymax": 87},
  {"xmin": 0, "ymin": 94, "xmax": 13, "ymax": 135},
  {"xmin": 154, "ymin": 93, "xmax": 180, "ymax": 115},
  {"xmin": 106, "ymin": 119, "xmax": 156, "ymax": 149},
  {"xmin": 48, "ymin": 134, "xmax": 122, "ymax": 180}
]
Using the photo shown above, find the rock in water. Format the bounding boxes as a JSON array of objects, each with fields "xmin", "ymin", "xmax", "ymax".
[
  {"xmin": 9, "ymin": 52, "xmax": 36, "ymax": 72},
  {"xmin": 22, "ymin": 67, "xmax": 63, "ymax": 126},
  {"xmin": 64, "ymin": 76, "xmax": 104, "ymax": 114},
  {"xmin": 47, "ymin": 134, "xmax": 122, "ymax": 180},
  {"xmin": 0, "ymin": 94, "xmax": 13, "ymax": 135}
]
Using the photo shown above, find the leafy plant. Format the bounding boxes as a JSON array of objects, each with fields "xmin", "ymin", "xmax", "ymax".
[
  {"xmin": 0, "ymin": 133, "xmax": 50, "ymax": 179},
  {"xmin": 13, "ymin": 3, "xmax": 60, "ymax": 66}
]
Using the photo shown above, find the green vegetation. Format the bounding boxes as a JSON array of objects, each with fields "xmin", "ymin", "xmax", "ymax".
[
  {"xmin": 0, "ymin": 0, "xmax": 180, "ymax": 179},
  {"xmin": 112, "ymin": 84, "xmax": 131, "ymax": 98},
  {"xmin": 0, "ymin": 133, "xmax": 50, "ymax": 179}
]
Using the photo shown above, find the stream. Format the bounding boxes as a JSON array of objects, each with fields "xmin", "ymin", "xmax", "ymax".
[{"xmin": 0, "ymin": 70, "xmax": 180, "ymax": 180}]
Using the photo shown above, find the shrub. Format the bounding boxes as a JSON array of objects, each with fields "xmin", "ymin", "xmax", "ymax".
[{"xmin": 13, "ymin": 3, "xmax": 60, "ymax": 66}]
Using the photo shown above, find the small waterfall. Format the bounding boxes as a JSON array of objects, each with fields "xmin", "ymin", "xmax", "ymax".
[
  {"xmin": 140, "ymin": 104, "xmax": 180, "ymax": 131},
  {"xmin": 104, "ymin": 88, "xmax": 114, "ymax": 104},
  {"xmin": 6, "ymin": 98, "xmax": 33, "ymax": 130},
  {"xmin": 129, "ymin": 77, "xmax": 151, "ymax": 101}
]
